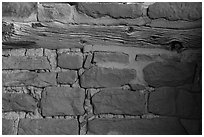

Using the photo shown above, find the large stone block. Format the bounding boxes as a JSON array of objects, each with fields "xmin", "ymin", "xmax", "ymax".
[
  {"xmin": 87, "ymin": 118, "xmax": 187, "ymax": 135},
  {"xmin": 92, "ymin": 88, "xmax": 145, "ymax": 115},
  {"xmin": 41, "ymin": 87, "xmax": 85, "ymax": 116},
  {"xmin": 148, "ymin": 2, "xmax": 202, "ymax": 21},
  {"xmin": 93, "ymin": 52, "xmax": 129, "ymax": 64},
  {"xmin": 58, "ymin": 53, "xmax": 83, "ymax": 69},
  {"xmin": 143, "ymin": 62, "xmax": 195, "ymax": 87},
  {"xmin": 3, "ymin": 93, "xmax": 37, "ymax": 112},
  {"xmin": 2, "ymin": 119, "xmax": 15, "ymax": 135},
  {"xmin": 148, "ymin": 87, "xmax": 201, "ymax": 118},
  {"xmin": 80, "ymin": 66, "xmax": 136, "ymax": 88},
  {"xmin": 57, "ymin": 70, "xmax": 77, "ymax": 84},
  {"xmin": 2, "ymin": 72, "xmax": 56, "ymax": 87},
  {"xmin": 18, "ymin": 119, "xmax": 78, "ymax": 135},
  {"xmin": 77, "ymin": 3, "xmax": 143, "ymax": 19},
  {"xmin": 3, "ymin": 56, "xmax": 51, "ymax": 70}
]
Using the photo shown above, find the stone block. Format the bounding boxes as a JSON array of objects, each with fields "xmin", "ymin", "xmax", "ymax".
[
  {"xmin": 84, "ymin": 54, "xmax": 93, "ymax": 69},
  {"xmin": 87, "ymin": 118, "xmax": 186, "ymax": 135},
  {"xmin": 3, "ymin": 93, "xmax": 37, "ymax": 112},
  {"xmin": 143, "ymin": 62, "xmax": 195, "ymax": 87},
  {"xmin": 180, "ymin": 119, "xmax": 202, "ymax": 135},
  {"xmin": 149, "ymin": 87, "xmax": 201, "ymax": 118},
  {"xmin": 80, "ymin": 66, "xmax": 136, "ymax": 88},
  {"xmin": 58, "ymin": 53, "xmax": 83, "ymax": 69},
  {"xmin": 92, "ymin": 88, "xmax": 145, "ymax": 115},
  {"xmin": 77, "ymin": 3, "xmax": 143, "ymax": 19},
  {"xmin": 2, "ymin": 119, "xmax": 15, "ymax": 135},
  {"xmin": 93, "ymin": 52, "xmax": 129, "ymax": 64},
  {"xmin": 57, "ymin": 70, "xmax": 77, "ymax": 84},
  {"xmin": 18, "ymin": 119, "xmax": 78, "ymax": 135},
  {"xmin": 41, "ymin": 87, "xmax": 85, "ymax": 116},
  {"xmin": 148, "ymin": 2, "xmax": 202, "ymax": 21},
  {"xmin": 3, "ymin": 56, "xmax": 51, "ymax": 70},
  {"xmin": 3, "ymin": 72, "xmax": 56, "ymax": 87}
]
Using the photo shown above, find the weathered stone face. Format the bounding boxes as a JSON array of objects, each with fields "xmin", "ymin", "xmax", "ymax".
[
  {"xmin": 41, "ymin": 87, "xmax": 85, "ymax": 116},
  {"xmin": 87, "ymin": 118, "xmax": 187, "ymax": 135},
  {"xmin": 143, "ymin": 62, "xmax": 195, "ymax": 87},
  {"xmin": 77, "ymin": 3, "xmax": 143, "ymax": 19},
  {"xmin": 18, "ymin": 119, "xmax": 78, "ymax": 135},
  {"xmin": 3, "ymin": 93, "xmax": 37, "ymax": 112},
  {"xmin": 57, "ymin": 70, "xmax": 77, "ymax": 84},
  {"xmin": 80, "ymin": 66, "xmax": 136, "ymax": 88},
  {"xmin": 148, "ymin": 2, "xmax": 202, "ymax": 21},
  {"xmin": 93, "ymin": 52, "xmax": 129, "ymax": 64},
  {"xmin": 148, "ymin": 87, "xmax": 202, "ymax": 118},
  {"xmin": 58, "ymin": 53, "xmax": 83, "ymax": 69},
  {"xmin": 2, "ymin": 119, "xmax": 15, "ymax": 135},
  {"xmin": 2, "ymin": 72, "xmax": 57, "ymax": 87},
  {"xmin": 3, "ymin": 56, "xmax": 51, "ymax": 70},
  {"xmin": 92, "ymin": 88, "xmax": 145, "ymax": 115}
]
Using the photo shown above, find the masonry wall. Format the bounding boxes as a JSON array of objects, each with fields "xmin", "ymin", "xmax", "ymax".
[{"xmin": 2, "ymin": 2, "xmax": 202, "ymax": 135}]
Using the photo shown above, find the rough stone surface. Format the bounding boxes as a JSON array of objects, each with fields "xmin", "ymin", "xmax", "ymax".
[
  {"xmin": 41, "ymin": 87, "xmax": 85, "ymax": 116},
  {"xmin": 88, "ymin": 118, "xmax": 187, "ymax": 135},
  {"xmin": 149, "ymin": 87, "xmax": 202, "ymax": 118},
  {"xmin": 180, "ymin": 119, "xmax": 202, "ymax": 135},
  {"xmin": 3, "ymin": 56, "xmax": 51, "ymax": 70},
  {"xmin": 58, "ymin": 53, "xmax": 83, "ymax": 69},
  {"xmin": 94, "ymin": 52, "xmax": 129, "ymax": 64},
  {"xmin": 2, "ymin": 72, "xmax": 56, "ymax": 87},
  {"xmin": 57, "ymin": 70, "xmax": 77, "ymax": 84},
  {"xmin": 77, "ymin": 3, "xmax": 143, "ymax": 19},
  {"xmin": 2, "ymin": 119, "xmax": 15, "ymax": 135},
  {"xmin": 3, "ymin": 93, "xmax": 37, "ymax": 112},
  {"xmin": 80, "ymin": 66, "xmax": 136, "ymax": 88},
  {"xmin": 18, "ymin": 119, "xmax": 78, "ymax": 135},
  {"xmin": 84, "ymin": 54, "xmax": 93, "ymax": 69},
  {"xmin": 148, "ymin": 2, "xmax": 202, "ymax": 21},
  {"xmin": 92, "ymin": 88, "xmax": 145, "ymax": 115},
  {"xmin": 143, "ymin": 62, "xmax": 195, "ymax": 87}
]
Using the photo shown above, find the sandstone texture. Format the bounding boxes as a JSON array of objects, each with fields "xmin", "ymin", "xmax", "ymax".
[
  {"xmin": 92, "ymin": 88, "xmax": 145, "ymax": 115},
  {"xmin": 18, "ymin": 119, "xmax": 78, "ymax": 135},
  {"xmin": 77, "ymin": 2, "xmax": 143, "ymax": 19},
  {"xmin": 41, "ymin": 87, "xmax": 85, "ymax": 116},
  {"xmin": 148, "ymin": 2, "xmax": 202, "ymax": 21},
  {"xmin": 3, "ymin": 93, "xmax": 37, "ymax": 112},
  {"xmin": 88, "ymin": 118, "xmax": 187, "ymax": 135},
  {"xmin": 3, "ymin": 72, "xmax": 56, "ymax": 87},
  {"xmin": 143, "ymin": 62, "xmax": 195, "ymax": 87},
  {"xmin": 80, "ymin": 66, "xmax": 136, "ymax": 88}
]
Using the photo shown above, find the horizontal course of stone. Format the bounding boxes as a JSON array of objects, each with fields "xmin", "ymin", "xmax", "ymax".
[{"xmin": 2, "ymin": 2, "xmax": 202, "ymax": 135}]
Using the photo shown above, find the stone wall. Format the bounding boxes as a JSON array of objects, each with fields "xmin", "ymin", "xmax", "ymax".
[{"xmin": 2, "ymin": 2, "xmax": 202, "ymax": 135}]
